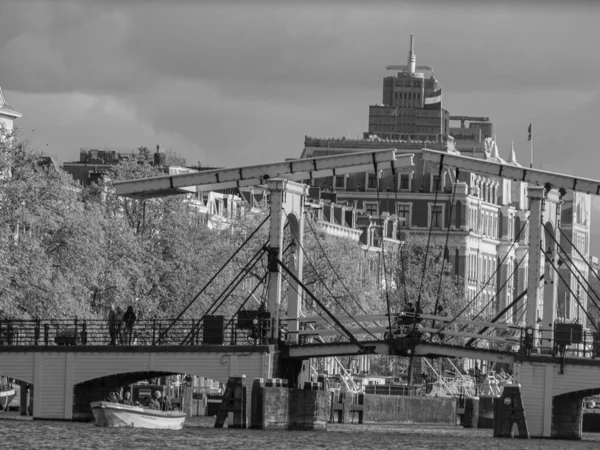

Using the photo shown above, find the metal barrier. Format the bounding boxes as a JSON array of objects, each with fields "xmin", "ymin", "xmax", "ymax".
[{"xmin": 0, "ymin": 317, "xmax": 261, "ymax": 347}]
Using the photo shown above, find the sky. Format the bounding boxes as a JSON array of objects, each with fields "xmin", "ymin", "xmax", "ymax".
[{"xmin": 2, "ymin": 0, "xmax": 600, "ymax": 250}]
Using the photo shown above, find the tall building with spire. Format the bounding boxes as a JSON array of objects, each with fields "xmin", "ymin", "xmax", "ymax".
[{"xmin": 366, "ymin": 35, "xmax": 449, "ymax": 141}]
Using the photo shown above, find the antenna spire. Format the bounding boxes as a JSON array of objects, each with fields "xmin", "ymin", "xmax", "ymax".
[{"xmin": 407, "ymin": 34, "xmax": 416, "ymax": 75}]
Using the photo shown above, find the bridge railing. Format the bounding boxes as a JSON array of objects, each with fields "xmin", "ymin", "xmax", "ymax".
[{"xmin": 0, "ymin": 317, "xmax": 260, "ymax": 347}]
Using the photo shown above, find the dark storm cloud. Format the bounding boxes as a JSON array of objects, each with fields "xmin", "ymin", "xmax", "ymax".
[
  {"xmin": 1, "ymin": 0, "xmax": 600, "ymax": 170},
  {"xmin": 3, "ymin": 1, "xmax": 599, "ymax": 100}
]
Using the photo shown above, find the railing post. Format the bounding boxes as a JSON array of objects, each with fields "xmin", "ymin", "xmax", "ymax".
[
  {"xmin": 190, "ymin": 319, "xmax": 195, "ymax": 346},
  {"xmin": 44, "ymin": 324, "xmax": 49, "ymax": 345},
  {"xmin": 74, "ymin": 317, "xmax": 78, "ymax": 345},
  {"xmin": 152, "ymin": 319, "xmax": 157, "ymax": 346},
  {"xmin": 231, "ymin": 317, "xmax": 236, "ymax": 345},
  {"xmin": 34, "ymin": 320, "xmax": 40, "ymax": 346},
  {"xmin": 82, "ymin": 320, "xmax": 87, "ymax": 345}
]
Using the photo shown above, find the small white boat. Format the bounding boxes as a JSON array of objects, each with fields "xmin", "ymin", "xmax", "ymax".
[
  {"xmin": 91, "ymin": 401, "xmax": 186, "ymax": 429},
  {"xmin": 0, "ymin": 387, "xmax": 17, "ymax": 411}
]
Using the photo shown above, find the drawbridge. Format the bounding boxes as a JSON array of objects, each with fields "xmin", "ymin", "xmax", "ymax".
[
  {"xmin": 115, "ymin": 145, "xmax": 600, "ymax": 439},
  {"xmin": 4, "ymin": 145, "xmax": 600, "ymax": 438}
]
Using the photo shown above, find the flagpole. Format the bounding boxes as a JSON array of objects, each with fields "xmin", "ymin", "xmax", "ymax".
[{"xmin": 529, "ymin": 120, "xmax": 533, "ymax": 169}]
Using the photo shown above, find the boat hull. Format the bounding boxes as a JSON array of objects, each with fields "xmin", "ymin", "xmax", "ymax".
[
  {"xmin": 0, "ymin": 389, "xmax": 16, "ymax": 411},
  {"xmin": 90, "ymin": 401, "xmax": 186, "ymax": 429}
]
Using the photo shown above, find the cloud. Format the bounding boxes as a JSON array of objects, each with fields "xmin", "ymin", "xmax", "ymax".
[
  {"xmin": 2, "ymin": 0, "xmax": 600, "ymax": 171},
  {"xmin": 9, "ymin": 90, "xmax": 203, "ymax": 164}
]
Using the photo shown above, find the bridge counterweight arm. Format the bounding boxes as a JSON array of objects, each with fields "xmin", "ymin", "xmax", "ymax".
[
  {"xmin": 114, "ymin": 150, "xmax": 414, "ymax": 199},
  {"xmin": 422, "ymin": 149, "xmax": 600, "ymax": 196}
]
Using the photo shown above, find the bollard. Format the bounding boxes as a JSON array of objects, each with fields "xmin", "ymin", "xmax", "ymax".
[
  {"xmin": 250, "ymin": 378, "xmax": 265, "ymax": 429},
  {"xmin": 461, "ymin": 396, "xmax": 479, "ymax": 428}
]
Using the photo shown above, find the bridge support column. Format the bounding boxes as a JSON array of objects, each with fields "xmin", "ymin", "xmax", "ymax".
[
  {"xmin": 541, "ymin": 192, "xmax": 562, "ymax": 351},
  {"xmin": 266, "ymin": 179, "xmax": 309, "ymax": 343},
  {"xmin": 525, "ymin": 186, "xmax": 544, "ymax": 334}
]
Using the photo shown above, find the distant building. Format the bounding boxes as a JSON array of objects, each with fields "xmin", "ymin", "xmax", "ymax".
[
  {"xmin": 62, "ymin": 146, "xmax": 168, "ymax": 186},
  {"xmin": 366, "ymin": 35, "xmax": 449, "ymax": 142},
  {"xmin": 448, "ymin": 115, "xmax": 494, "ymax": 154}
]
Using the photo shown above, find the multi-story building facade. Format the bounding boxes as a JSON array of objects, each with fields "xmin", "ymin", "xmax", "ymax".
[{"xmin": 302, "ymin": 135, "xmax": 592, "ymax": 329}]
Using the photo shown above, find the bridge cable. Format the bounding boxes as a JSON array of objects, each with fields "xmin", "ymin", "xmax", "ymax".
[
  {"xmin": 436, "ymin": 218, "xmax": 528, "ymax": 338},
  {"xmin": 375, "ymin": 168, "xmax": 395, "ymax": 341},
  {"xmin": 543, "ymin": 221, "xmax": 600, "ymax": 315},
  {"xmin": 390, "ymin": 169, "xmax": 410, "ymax": 313},
  {"xmin": 223, "ymin": 272, "xmax": 269, "ymax": 338},
  {"xmin": 464, "ymin": 279, "xmax": 543, "ymax": 348},
  {"xmin": 554, "ymin": 225, "xmax": 600, "ymax": 314},
  {"xmin": 413, "ymin": 161, "xmax": 445, "ymax": 334},
  {"xmin": 293, "ymin": 219, "xmax": 380, "ymax": 341},
  {"xmin": 273, "ymin": 255, "xmax": 376, "ymax": 354},
  {"xmin": 542, "ymin": 228, "xmax": 600, "ymax": 328},
  {"xmin": 282, "ymin": 271, "xmax": 346, "ymax": 341},
  {"xmin": 178, "ymin": 244, "xmax": 267, "ymax": 344},
  {"xmin": 559, "ymin": 225, "xmax": 600, "ymax": 289},
  {"xmin": 182, "ymin": 270, "xmax": 268, "ymax": 345},
  {"xmin": 459, "ymin": 249, "xmax": 527, "ymax": 332},
  {"xmin": 432, "ymin": 168, "xmax": 460, "ymax": 333},
  {"xmin": 304, "ymin": 214, "xmax": 374, "ymax": 318},
  {"xmin": 303, "ymin": 215, "xmax": 382, "ymax": 338},
  {"xmin": 206, "ymin": 246, "xmax": 268, "ymax": 316},
  {"xmin": 461, "ymin": 251, "xmax": 528, "ymax": 346},
  {"xmin": 279, "ymin": 238, "xmax": 348, "ymax": 340},
  {"xmin": 156, "ymin": 214, "xmax": 270, "ymax": 343},
  {"xmin": 542, "ymin": 244, "xmax": 600, "ymax": 336}
]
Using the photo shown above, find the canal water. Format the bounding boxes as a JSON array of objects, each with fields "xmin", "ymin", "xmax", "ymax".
[{"xmin": 2, "ymin": 413, "xmax": 600, "ymax": 449}]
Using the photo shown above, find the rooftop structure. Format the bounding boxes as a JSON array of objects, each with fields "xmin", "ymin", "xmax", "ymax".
[
  {"xmin": 0, "ymin": 86, "xmax": 22, "ymax": 132},
  {"xmin": 367, "ymin": 35, "xmax": 449, "ymax": 142}
]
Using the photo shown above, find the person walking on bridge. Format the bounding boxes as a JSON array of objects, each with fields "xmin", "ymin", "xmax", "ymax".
[{"xmin": 123, "ymin": 305, "xmax": 137, "ymax": 345}]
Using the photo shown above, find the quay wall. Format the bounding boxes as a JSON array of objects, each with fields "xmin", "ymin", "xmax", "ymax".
[{"xmin": 362, "ymin": 394, "xmax": 457, "ymax": 424}]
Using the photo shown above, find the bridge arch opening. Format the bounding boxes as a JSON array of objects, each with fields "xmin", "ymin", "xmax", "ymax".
[{"xmin": 551, "ymin": 387, "xmax": 600, "ymax": 439}]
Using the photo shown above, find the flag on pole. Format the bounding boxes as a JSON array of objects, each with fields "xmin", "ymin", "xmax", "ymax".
[
  {"xmin": 424, "ymin": 89, "xmax": 442, "ymax": 110},
  {"xmin": 527, "ymin": 123, "xmax": 532, "ymax": 141}
]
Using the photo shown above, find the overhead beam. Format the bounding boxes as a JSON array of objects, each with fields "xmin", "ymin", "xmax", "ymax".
[
  {"xmin": 114, "ymin": 149, "xmax": 413, "ymax": 199},
  {"xmin": 422, "ymin": 149, "xmax": 600, "ymax": 196},
  {"xmin": 286, "ymin": 340, "xmax": 515, "ymax": 363}
]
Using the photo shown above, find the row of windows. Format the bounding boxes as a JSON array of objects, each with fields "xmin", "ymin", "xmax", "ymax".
[
  {"xmin": 467, "ymin": 253, "xmax": 497, "ymax": 285},
  {"xmin": 328, "ymin": 173, "xmax": 412, "ymax": 192},
  {"xmin": 363, "ymin": 202, "xmax": 443, "ymax": 228},
  {"xmin": 395, "ymin": 91, "xmax": 421, "ymax": 100},
  {"xmin": 394, "ymin": 80, "xmax": 422, "ymax": 88},
  {"xmin": 467, "ymin": 208, "xmax": 499, "ymax": 238},
  {"xmin": 369, "ymin": 116, "xmax": 396, "ymax": 125}
]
